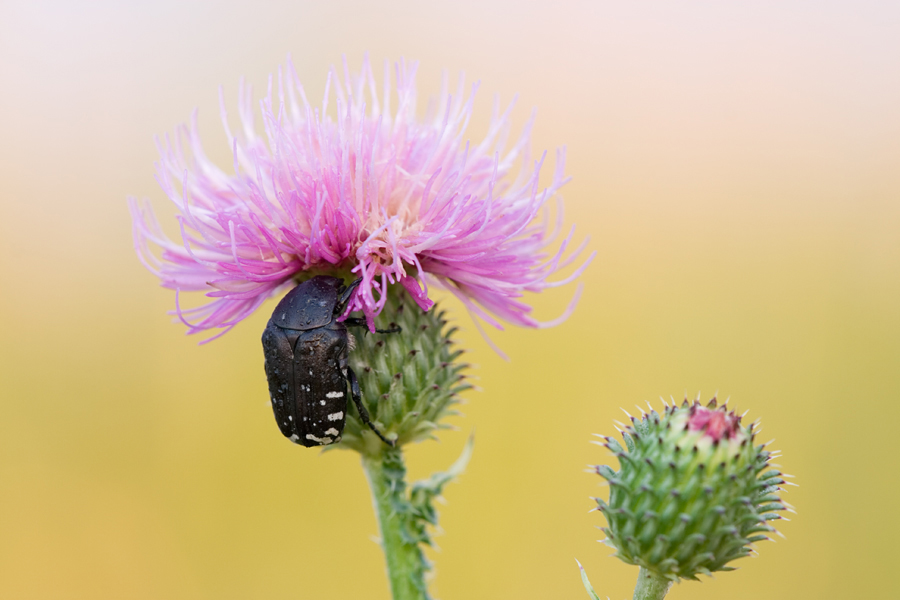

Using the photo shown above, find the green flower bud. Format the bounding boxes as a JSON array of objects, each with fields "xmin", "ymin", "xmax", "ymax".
[
  {"xmin": 592, "ymin": 395, "xmax": 792, "ymax": 581},
  {"xmin": 335, "ymin": 283, "xmax": 471, "ymax": 454}
]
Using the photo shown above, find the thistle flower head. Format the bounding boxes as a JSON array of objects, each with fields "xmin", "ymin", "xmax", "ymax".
[
  {"xmin": 592, "ymin": 395, "xmax": 792, "ymax": 581},
  {"xmin": 129, "ymin": 57, "xmax": 592, "ymax": 344}
]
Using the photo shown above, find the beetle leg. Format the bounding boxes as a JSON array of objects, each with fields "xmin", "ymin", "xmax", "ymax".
[
  {"xmin": 335, "ymin": 278, "xmax": 363, "ymax": 315},
  {"xmin": 344, "ymin": 317, "xmax": 402, "ymax": 334},
  {"xmin": 347, "ymin": 366, "xmax": 394, "ymax": 446}
]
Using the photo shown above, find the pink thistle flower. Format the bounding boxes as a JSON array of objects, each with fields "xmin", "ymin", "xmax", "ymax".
[{"xmin": 129, "ymin": 57, "xmax": 593, "ymax": 347}]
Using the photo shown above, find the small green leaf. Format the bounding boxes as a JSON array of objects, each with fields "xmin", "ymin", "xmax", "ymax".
[
  {"xmin": 575, "ymin": 559, "xmax": 604, "ymax": 600},
  {"xmin": 410, "ymin": 433, "xmax": 474, "ymax": 500}
]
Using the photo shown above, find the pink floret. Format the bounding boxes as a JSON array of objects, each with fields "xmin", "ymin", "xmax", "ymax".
[
  {"xmin": 129, "ymin": 57, "xmax": 593, "ymax": 343},
  {"xmin": 688, "ymin": 407, "xmax": 741, "ymax": 442}
]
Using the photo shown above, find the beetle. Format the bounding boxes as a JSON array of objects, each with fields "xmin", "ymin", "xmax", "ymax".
[{"xmin": 261, "ymin": 275, "xmax": 399, "ymax": 447}]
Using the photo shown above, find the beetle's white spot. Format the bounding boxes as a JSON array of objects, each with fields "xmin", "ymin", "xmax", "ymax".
[
  {"xmin": 320, "ymin": 400, "xmax": 326, "ymax": 405},
  {"xmin": 281, "ymin": 314, "xmax": 285, "ymax": 320},
  {"xmin": 289, "ymin": 434, "xmax": 300, "ymax": 442},
  {"xmin": 309, "ymin": 370, "xmax": 313, "ymax": 376},
  {"xmin": 302, "ymin": 417, "xmax": 308, "ymax": 422},
  {"xmin": 288, "ymin": 416, "xmax": 292, "ymax": 421},
  {"xmin": 328, "ymin": 411, "xmax": 343, "ymax": 421},
  {"xmin": 326, "ymin": 391, "xmax": 344, "ymax": 399},
  {"xmin": 325, "ymin": 428, "xmax": 340, "ymax": 436},
  {"xmin": 305, "ymin": 434, "xmax": 333, "ymax": 445}
]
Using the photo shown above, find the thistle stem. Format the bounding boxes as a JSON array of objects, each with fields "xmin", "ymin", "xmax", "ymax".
[
  {"xmin": 632, "ymin": 567, "xmax": 673, "ymax": 600},
  {"xmin": 361, "ymin": 445, "xmax": 428, "ymax": 600}
]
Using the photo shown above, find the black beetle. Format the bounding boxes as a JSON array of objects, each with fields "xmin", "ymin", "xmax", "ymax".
[{"xmin": 261, "ymin": 275, "xmax": 398, "ymax": 447}]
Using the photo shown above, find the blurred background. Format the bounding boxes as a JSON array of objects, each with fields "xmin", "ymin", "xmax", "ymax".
[{"xmin": 1, "ymin": 1, "xmax": 898, "ymax": 598}]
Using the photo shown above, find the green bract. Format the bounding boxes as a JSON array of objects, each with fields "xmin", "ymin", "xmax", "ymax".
[{"xmin": 593, "ymin": 396, "xmax": 790, "ymax": 581}]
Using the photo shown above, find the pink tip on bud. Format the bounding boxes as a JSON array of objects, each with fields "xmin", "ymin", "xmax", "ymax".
[{"xmin": 688, "ymin": 406, "xmax": 741, "ymax": 442}]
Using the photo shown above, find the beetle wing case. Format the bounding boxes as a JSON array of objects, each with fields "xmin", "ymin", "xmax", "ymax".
[
  {"xmin": 290, "ymin": 326, "xmax": 349, "ymax": 446},
  {"xmin": 261, "ymin": 321, "xmax": 297, "ymax": 439}
]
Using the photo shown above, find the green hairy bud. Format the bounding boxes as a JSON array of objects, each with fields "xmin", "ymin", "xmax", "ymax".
[{"xmin": 592, "ymin": 394, "xmax": 792, "ymax": 581}]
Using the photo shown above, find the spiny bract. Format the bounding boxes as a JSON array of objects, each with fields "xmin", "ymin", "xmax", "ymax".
[{"xmin": 592, "ymin": 395, "xmax": 792, "ymax": 581}]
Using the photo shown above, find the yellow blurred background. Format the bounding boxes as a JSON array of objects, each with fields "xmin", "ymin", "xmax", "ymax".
[{"xmin": 1, "ymin": 1, "xmax": 898, "ymax": 598}]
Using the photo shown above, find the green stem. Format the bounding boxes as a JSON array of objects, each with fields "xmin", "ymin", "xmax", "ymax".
[
  {"xmin": 361, "ymin": 445, "xmax": 428, "ymax": 600},
  {"xmin": 632, "ymin": 567, "xmax": 673, "ymax": 600}
]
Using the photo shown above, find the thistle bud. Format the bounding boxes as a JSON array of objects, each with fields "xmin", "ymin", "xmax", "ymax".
[
  {"xmin": 593, "ymin": 395, "xmax": 791, "ymax": 581},
  {"xmin": 336, "ymin": 283, "xmax": 472, "ymax": 453}
]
